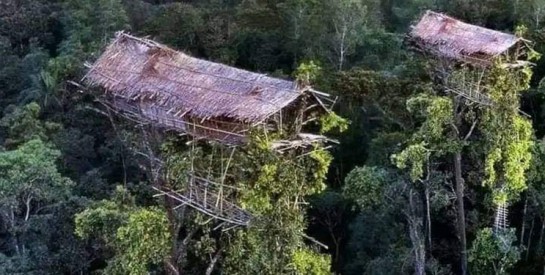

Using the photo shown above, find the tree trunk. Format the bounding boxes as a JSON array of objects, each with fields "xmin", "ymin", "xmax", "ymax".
[
  {"xmin": 158, "ymin": 179, "xmax": 181, "ymax": 275},
  {"xmin": 165, "ymin": 261, "xmax": 180, "ymax": 275},
  {"xmin": 538, "ymin": 218, "xmax": 545, "ymax": 255},
  {"xmin": 9, "ymin": 208, "xmax": 20, "ymax": 256},
  {"xmin": 164, "ymin": 197, "xmax": 181, "ymax": 275},
  {"xmin": 425, "ymin": 185, "xmax": 432, "ymax": 250},
  {"xmin": 328, "ymin": 226, "xmax": 341, "ymax": 268},
  {"xmin": 205, "ymin": 252, "xmax": 221, "ymax": 275},
  {"xmin": 527, "ymin": 218, "xmax": 535, "ymax": 261},
  {"xmin": 521, "ymin": 196, "xmax": 528, "ymax": 248},
  {"xmin": 24, "ymin": 197, "xmax": 32, "ymax": 222},
  {"xmin": 338, "ymin": 26, "xmax": 346, "ymax": 71},
  {"xmin": 454, "ymin": 152, "xmax": 468, "ymax": 275},
  {"xmin": 408, "ymin": 188, "xmax": 426, "ymax": 275}
]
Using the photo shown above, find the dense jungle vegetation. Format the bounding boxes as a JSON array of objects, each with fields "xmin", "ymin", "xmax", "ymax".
[{"xmin": 3, "ymin": 0, "xmax": 545, "ymax": 274}]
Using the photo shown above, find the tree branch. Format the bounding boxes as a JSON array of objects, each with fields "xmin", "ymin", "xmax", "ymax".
[
  {"xmin": 205, "ymin": 251, "xmax": 221, "ymax": 275},
  {"xmin": 464, "ymin": 119, "xmax": 478, "ymax": 141}
]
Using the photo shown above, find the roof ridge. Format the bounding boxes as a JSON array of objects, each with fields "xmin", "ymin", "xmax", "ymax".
[{"xmin": 113, "ymin": 31, "xmax": 300, "ymax": 93}]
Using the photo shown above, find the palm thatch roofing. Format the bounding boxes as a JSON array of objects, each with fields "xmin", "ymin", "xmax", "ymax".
[
  {"xmin": 83, "ymin": 32, "xmax": 318, "ymax": 125},
  {"xmin": 408, "ymin": 10, "xmax": 527, "ymax": 65}
]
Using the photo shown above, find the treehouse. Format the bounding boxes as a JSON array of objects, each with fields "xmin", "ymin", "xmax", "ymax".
[
  {"xmin": 407, "ymin": 10, "xmax": 532, "ymax": 106},
  {"xmin": 82, "ymin": 32, "xmax": 334, "ymax": 145},
  {"xmin": 407, "ymin": 11, "xmax": 534, "ymax": 232},
  {"xmin": 408, "ymin": 10, "xmax": 529, "ymax": 67},
  {"xmin": 82, "ymin": 32, "xmax": 337, "ymax": 227}
]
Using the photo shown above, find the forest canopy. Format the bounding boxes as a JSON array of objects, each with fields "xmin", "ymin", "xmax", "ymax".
[{"xmin": 2, "ymin": 0, "xmax": 545, "ymax": 274}]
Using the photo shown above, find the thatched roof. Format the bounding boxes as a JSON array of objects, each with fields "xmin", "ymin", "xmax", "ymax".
[
  {"xmin": 83, "ymin": 32, "xmax": 306, "ymax": 124},
  {"xmin": 408, "ymin": 11, "xmax": 524, "ymax": 64}
]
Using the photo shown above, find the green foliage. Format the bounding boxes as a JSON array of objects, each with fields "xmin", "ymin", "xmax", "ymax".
[
  {"xmin": 406, "ymin": 94, "xmax": 453, "ymax": 143},
  {"xmin": 114, "ymin": 207, "xmax": 171, "ymax": 274},
  {"xmin": 238, "ymin": 133, "xmax": 332, "ymax": 214},
  {"xmin": 367, "ymin": 132, "xmax": 408, "ymax": 166},
  {"xmin": 326, "ymin": 0, "xmax": 369, "ymax": 70},
  {"xmin": 0, "ymin": 103, "xmax": 61, "ymax": 148},
  {"xmin": 307, "ymin": 190, "xmax": 350, "ymax": 265},
  {"xmin": 222, "ymin": 131, "xmax": 333, "ymax": 273},
  {"xmin": 3, "ymin": 0, "xmax": 545, "ymax": 273},
  {"xmin": 241, "ymin": 163, "xmax": 277, "ymax": 212},
  {"xmin": 468, "ymin": 228, "xmax": 520, "ymax": 275},
  {"xmin": 0, "ymin": 139, "xmax": 73, "ymax": 206},
  {"xmin": 392, "ymin": 142, "xmax": 429, "ymax": 182},
  {"xmin": 295, "ymin": 60, "xmax": 322, "ymax": 86},
  {"xmin": 161, "ymin": 139, "xmax": 192, "ymax": 188},
  {"xmin": 343, "ymin": 166, "xmax": 388, "ymax": 209},
  {"xmin": 0, "ymin": 0, "xmax": 57, "ymax": 50},
  {"xmin": 319, "ymin": 112, "xmax": 349, "ymax": 134},
  {"xmin": 75, "ymin": 201, "xmax": 130, "ymax": 244},
  {"xmin": 482, "ymin": 64, "xmax": 535, "ymax": 204},
  {"xmin": 310, "ymin": 149, "xmax": 334, "ymax": 183},
  {"xmin": 144, "ymin": 3, "xmax": 203, "ymax": 51},
  {"xmin": 224, "ymin": 221, "xmax": 304, "ymax": 275},
  {"xmin": 341, "ymin": 177, "xmax": 415, "ymax": 275},
  {"xmin": 74, "ymin": 186, "xmax": 135, "ymax": 242},
  {"xmin": 483, "ymin": 148, "xmax": 502, "ymax": 191},
  {"xmin": 515, "ymin": 2, "xmax": 545, "ymax": 31},
  {"xmin": 161, "ymin": 131, "xmax": 333, "ymax": 274},
  {"xmin": 392, "ymin": 92, "xmax": 458, "ymax": 182},
  {"xmin": 5, "ymin": 196, "xmax": 93, "ymax": 274},
  {"xmin": 61, "ymin": 0, "xmax": 129, "ymax": 57},
  {"xmin": 527, "ymin": 139, "xmax": 545, "ymax": 185},
  {"xmin": 292, "ymin": 248, "xmax": 331, "ymax": 275},
  {"xmin": 75, "ymin": 187, "xmax": 170, "ymax": 274},
  {"xmin": 0, "ymin": 138, "xmax": 76, "ymax": 273}
]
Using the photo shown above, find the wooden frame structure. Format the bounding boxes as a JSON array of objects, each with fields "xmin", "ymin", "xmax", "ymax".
[
  {"xmin": 153, "ymin": 174, "xmax": 251, "ymax": 227},
  {"xmin": 82, "ymin": 32, "xmax": 337, "ymax": 228},
  {"xmin": 407, "ymin": 10, "xmax": 531, "ymax": 108},
  {"xmin": 408, "ymin": 10, "xmax": 529, "ymax": 67}
]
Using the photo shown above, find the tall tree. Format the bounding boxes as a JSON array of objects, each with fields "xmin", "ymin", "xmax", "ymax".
[
  {"xmin": 0, "ymin": 139, "xmax": 73, "ymax": 270},
  {"xmin": 327, "ymin": 0, "xmax": 368, "ymax": 71}
]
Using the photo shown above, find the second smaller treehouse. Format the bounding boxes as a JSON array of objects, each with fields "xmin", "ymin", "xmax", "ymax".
[
  {"xmin": 407, "ymin": 10, "xmax": 531, "ymax": 106},
  {"xmin": 407, "ymin": 11, "xmax": 535, "ymax": 232}
]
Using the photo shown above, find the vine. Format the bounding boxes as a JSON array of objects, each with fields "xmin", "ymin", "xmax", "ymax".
[
  {"xmin": 222, "ymin": 131, "xmax": 333, "ymax": 274},
  {"xmin": 159, "ymin": 129, "xmax": 334, "ymax": 274},
  {"xmin": 392, "ymin": 142, "xmax": 430, "ymax": 182},
  {"xmin": 393, "ymin": 93, "xmax": 454, "ymax": 181},
  {"xmin": 291, "ymin": 248, "xmax": 331, "ymax": 275},
  {"xmin": 319, "ymin": 112, "xmax": 349, "ymax": 134},
  {"xmin": 481, "ymin": 62, "xmax": 535, "ymax": 204}
]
